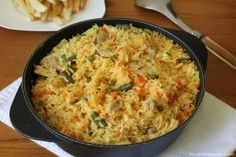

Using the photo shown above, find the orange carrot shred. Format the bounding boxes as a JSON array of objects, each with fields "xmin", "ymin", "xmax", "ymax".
[
  {"xmin": 100, "ymin": 27, "xmax": 108, "ymax": 32},
  {"xmin": 132, "ymin": 102, "xmax": 140, "ymax": 110},
  {"xmin": 111, "ymin": 91, "xmax": 118, "ymax": 100},
  {"xmin": 114, "ymin": 129, "xmax": 121, "ymax": 137},
  {"xmin": 118, "ymin": 60, "xmax": 125, "ymax": 67},
  {"xmin": 111, "ymin": 34, "xmax": 117, "ymax": 39},
  {"xmin": 109, "ymin": 42, "xmax": 118, "ymax": 46},
  {"xmin": 116, "ymin": 47, "xmax": 122, "ymax": 53},
  {"xmin": 137, "ymin": 86, "xmax": 145, "ymax": 98},
  {"xmin": 168, "ymin": 92, "xmax": 176, "ymax": 105},
  {"xmin": 134, "ymin": 76, "xmax": 146, "ymax": 86},
  {"xmin": 156, "ymin": 91, "xmax": 163, "ymax": 101},
  {"xmin": 70, "ymin": 132, "xmax": 76, "ymax": 139},
  {"xmin": 175, "ymin": 80, "xmax": 183, "ymax": 90}
]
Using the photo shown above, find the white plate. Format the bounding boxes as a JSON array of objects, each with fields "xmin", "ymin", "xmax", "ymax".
[{"xmin": 0, "ymin": 0, "xmax": 106, "ymax": 32}]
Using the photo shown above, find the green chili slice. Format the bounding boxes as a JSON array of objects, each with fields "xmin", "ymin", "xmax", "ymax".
[
  {"xmin": 91, "ymin": 112, "xmax": 107, "ymax": 128},
  {"xmin": 117, "ymin": 83, "xmax": 133, "ymax": 92}
]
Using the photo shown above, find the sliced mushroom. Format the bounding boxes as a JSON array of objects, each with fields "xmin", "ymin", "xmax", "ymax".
[
  {"xmin": 142, "ymin": 127, "xmax": 156, "ymax": 135},
  {"xmin": 110, "ymin": 101, "xmax": 121, "ymax": 112},
  {"xmin": 34, "ymin": 65, "xmax": 51, "ymax": 77},
  {"xmin": 96, "ymin": 29, "xmax": 109, "ymax": 43},
  {"xmin": 96, "ymin": 48, "xmax": 113, "ymax": 58},
  {"xmin": 41, "ymin": 55, "xmax": 62, "ymax": 70},
  {"xmin": 147, "ymin": 48, "xmax": 156, "ymax": 58},
  {"xmin": 147, "ymin": 127, "xmax": 156, "ymax": 134}
]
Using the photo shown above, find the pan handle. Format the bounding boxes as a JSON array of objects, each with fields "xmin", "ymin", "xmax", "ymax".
[
  {"xmin": 202, "ymin": 36, "xmax": 236, "ymax": 70},
  {"xmin": 10, "ymin": 86, "xmax": 61, "ymax": 143}
]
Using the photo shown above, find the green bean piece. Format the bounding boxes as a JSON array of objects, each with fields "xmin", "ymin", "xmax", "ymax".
[
  {"xmin": 117, "ymin": 83, "xmax": 133, "ymax": 92},
  {"xmin": 108, "ymin": 79, "xmax": 117, "ymax": 86},
  {"xmin": 91, "ymin": 112, "xmax": 107, "ymax": 128},
  {"xmin": 115, "ymin": 24, "xmax": 130, "ymax": 30},
  {"xmin": 106, "ymin": 79, "xmax": 117, "ymax": 93},
  {"xmin": 61, "ymin": 54, "xmax": 67, "ymax": 61},
  {"xmin": 148, "ymin": 73, "xmax": 159, "ymax": 80},
  {"xmin": 156, "ymin": 105, "xmax": 164, "ymax": 112},
  {"xmin": 111, "ymin": 54, "xmax": 118, "ymax": 62},
  {"xmin": 60, "ymin": 70, "xmax": 74, "ymax": 83},
  {"xmin": 153, "ymin": 99, "xmax": 164, "ymax": 112},
  {"xmin": 67, "ymin": 55, "xmax": 76, "ymax": 62},
  {"xmin": 61, "ymin": 54, "xmax": 77, "ymax": 62},
  {"xmin": 86, "ymin": 55, "xmax": 95, "ymax": 62},
  {"xmin": 135, "ymin": 28, "xmax": 143, "ymax": 34},
  {"xmin": 71, "ymin": 98, "xmax": 80, "ymax": 104},
  {"xmin": 177, "ymin": 58, "xmax": 190, "ymax": 64}
]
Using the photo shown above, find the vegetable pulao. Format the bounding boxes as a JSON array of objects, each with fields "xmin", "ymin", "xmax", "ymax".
[{"xmin": 32, "ymin": 24, "xmax": 200, "ymax": 144}]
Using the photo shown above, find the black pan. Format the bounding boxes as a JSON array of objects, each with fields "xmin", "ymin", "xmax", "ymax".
[{"xmin": 10, "ymin": 18, "xmax": 207, "ymax": 157}]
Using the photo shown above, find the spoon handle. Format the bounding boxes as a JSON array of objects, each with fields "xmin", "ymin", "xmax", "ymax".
[{"xmin": 201, "ymin": 36, "xmax": 236, "ymax": 70}]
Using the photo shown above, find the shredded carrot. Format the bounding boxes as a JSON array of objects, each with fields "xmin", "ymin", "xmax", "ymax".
[
  {"xmin": 159, "ymin": 78, "xmax": 166, "ymax": 84},
  {"xmin": 61, "ymin": 91, "xmax": 68, "ymax": 99},
  {"xmin": 182, "ymin": 106, "xmax": 192, "ymax": 116},
  {"xmin": 142, "ymin": 50, "xmax": 148, "ymax": 55},
  {"xmin": 53, "ymin": 80, "xmax": 65, "ymax": 88},
  {"xmin": 131, "ymin": 45, "xmax": 138, "ymax": 51},
  {"xmin": 96, "ymin": 110, "xmax": 101, "ymax": 114},
  {"xmin": 113, "ymin": 129, "xmax": 121, "ymax": 137},
  {"xmin": 194, "ymin": 83, "xmax": 200, "ymax": 89},
  {"xmin": 109, "ymin": 42, "xmax": 118, "ymax": 46},
  {"xmin": 156, "ymin": 91, "xmax": 163, "ymax": 101},
  {"xmin": 74, "ymin": 91, "xmax": 84, "ymax": 97},
  {"xmin": 116, "ymin": 47, "xmax": 122, "ymax": 53},
  {"xmin": 118, "ymin": 60, "xmax": 125, "ymax": 67},
  {"xmin": 137, "ymin": 86, "xmax": 145, "ymax": 98},
  {"xmin": 111, "ymin": 91, "xmax": 118, "ymax": 100},
  {"xmin": 34, "ymin": 89, "xmax": 53, "ymax": 97},
  {"xmin": 124, "ymin": 127, "xmax": 130, "ymax": 132},
  {"xmin": 175, "ymin": 80, "xmax": 184, "ymax": 90},
  {"xmin": 100, "ymin": 27, "xmax": 108, "ymax": 32},
  {"xmin": 100, "ymin": 111, "xmax": 108, "ymax": 118},
  {"xmin": 168, "ymin": 91, "xmax": 176, "ymax": 105},
  {"xmin": 69, "ymin": 131, "xmax": 76, "ymax": 139},
  {"xmin": 45, "ymin": 89, "xmax": 54, "ymax": 95},
  {"xmin": 111, "ymin": 33, "xmax": 117, "ymax": 39},
  {"xmin": 134, "ymin": 76, "xmax": 146, "ymax": 86},
  {"xmin": 176, "ymin": 111, "xmax": 183, "ymax": 121},
  {"xmin": 33, "ymin": 91, "xmax": 42, "ymax": 97},
  {"xmin": 74, "ymin": 115, "xmax": 80, "ymax": 122},
  {"xmin": 71, "ymin": 116, "xmax": 80, "ymax": 124},
  {"xmin": 160, "ymin": 60, "xmax": 166, "ymax": 64},
  {"xmin": 132, "ymin": 102, "xmax": 140, "ymax": 110},
  {"xmin": 176, "ymin": 106, "xmax": 192, "ymax": 122}
]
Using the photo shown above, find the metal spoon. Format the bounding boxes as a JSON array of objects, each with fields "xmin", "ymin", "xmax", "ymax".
[{"xmin": 134, "ymin": 0, "xmax": 236, "ymax": 70}]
